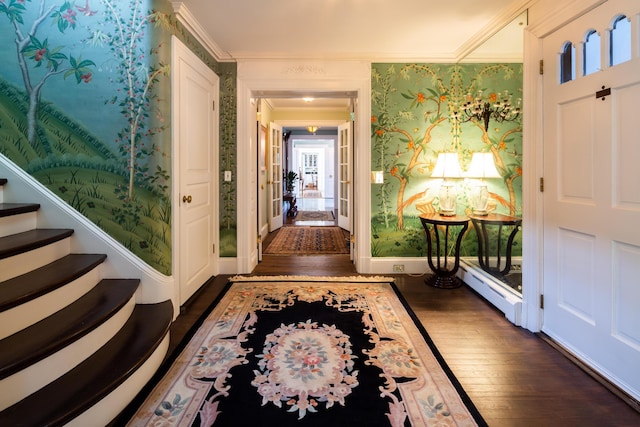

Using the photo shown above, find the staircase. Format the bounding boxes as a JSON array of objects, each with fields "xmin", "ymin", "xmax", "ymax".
[{"xmin": 0, "ymin": 178, "xmax": 173, "ymax": 426}]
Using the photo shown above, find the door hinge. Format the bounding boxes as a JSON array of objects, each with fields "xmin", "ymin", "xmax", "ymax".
[
  {"xmin": 212, "ymin": 100, "xmax": 215, "ymax": 111},
  {"xmin": 540, "ymin": 294, "xmax": 544, "ymax": 310},
  {"xmin": 212, "ymin": 243, "xmax": 216, "ymax": 254},
  {"xmin": 257, "ymin": 234, "xmax": 262, "ymax": 244},
  {"xmin": 539, "ymin": 177, "xmax": 544, "ymax": 192},
  {"xmin": 539, "ymin": 59, "xmax": 544, "ymax": 75}
]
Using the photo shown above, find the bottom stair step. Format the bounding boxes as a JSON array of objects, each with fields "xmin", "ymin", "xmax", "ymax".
[
  {"xmin": 0, "ymin": 300, "xmax": 173, "ymax": 426},
  {"xmin": 0, "ymin": 278, "xmax": 139, "ymax": 381}
]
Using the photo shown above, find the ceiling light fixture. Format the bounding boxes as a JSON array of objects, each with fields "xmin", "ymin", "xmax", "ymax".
[
  {"xmin": 307, "ymin": 126, "xmax": 319, "ymax": 134},
  {"xmin": 454, "ymin": 90, "xmax": 521, "ymax": 131}
]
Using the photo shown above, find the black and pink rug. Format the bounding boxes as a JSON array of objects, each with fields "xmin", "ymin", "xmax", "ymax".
[{"xmin": 127, "ymin": 276, "xmax": 486, "ymax": 426}]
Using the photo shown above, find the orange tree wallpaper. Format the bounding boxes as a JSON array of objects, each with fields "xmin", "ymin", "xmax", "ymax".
[{"xmin": 370, "ymin": 63, "xmax": 523, "ymax": 258}]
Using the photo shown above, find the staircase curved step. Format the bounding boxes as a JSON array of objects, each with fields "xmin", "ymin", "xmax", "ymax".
[
  {"xmin": 0, "ymin": 278, "xmax": 139, "ymax": 380},
  {"xmin": 0, "ymin": 203, "xmax": 40, "ymax": 217},
  {"xmin": 0, "ymin": 300, "xmax": 173, "ymax": 426},
  {"xmin": 0, "ymin": 228, "xmax": 74, "ymax": 260},
  {"xmin": 0, "ymin": 253, "xmax": 107, "ymax": 312}
]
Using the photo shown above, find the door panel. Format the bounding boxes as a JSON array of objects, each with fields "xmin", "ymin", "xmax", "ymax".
[
  {"xmin": 542, "ymin": 0, "xmax": 640, "ymax": 400},
  {"xmin": 337, "ymin": 121, "xmax": 352, "ymax": 231},
  {"xmin": 174, "ymin": 38, "xmax": 218, "ymax": 305},
  {"xmin": 268, "ymin": 122, "xmax": 283, "ymax": 231}
]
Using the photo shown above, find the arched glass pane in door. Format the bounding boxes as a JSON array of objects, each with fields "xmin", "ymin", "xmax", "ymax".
[
  {"xmin": 560, "ymin": 42, "xmax": 575, "ymax": 84},
  {"xmin": 610, "ymin": 15, "xmax": 631, "ymax": 66},
  {"xmin": 583, "ymin": 29, "xmax": 601, "ymax": 76}
]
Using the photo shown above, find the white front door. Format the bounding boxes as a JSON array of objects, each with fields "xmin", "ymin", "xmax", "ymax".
[
  {"xmin": 337, "ymin": 121, "xmax": 352, "ymax": 231},
  {"xmin": 542, "ymin": 0, "xmax": 640, "ymax": 401},
  {"xmin": 173, "ymin": 37, "xmax": 218, "ymax": 305},
  {"xmin": 268, "ymin": 122, "xmax": 283, "ymax": 231}
]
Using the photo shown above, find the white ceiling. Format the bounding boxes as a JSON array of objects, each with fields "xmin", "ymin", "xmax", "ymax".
[{"xmin": 176, "ymin": 0, "xmax": 530, "ymax": 110}]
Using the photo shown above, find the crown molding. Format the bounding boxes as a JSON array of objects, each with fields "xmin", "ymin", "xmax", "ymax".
[
  {"xmin": 526, "ymin": 0, "xmax": 606, "ymax": 38},
  {"xmin": 171, "ymin": 2, "xmax": 234, "ymax": 62},
  {"xmin": 454, "ymin": 0, "xmax": 536, "ymax": 62}
]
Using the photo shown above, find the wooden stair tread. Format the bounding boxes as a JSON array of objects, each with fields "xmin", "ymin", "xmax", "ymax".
[
  {"xmin": 0, "ymin": 203, "xmax": 40, "ymax": 217},
  {"xmin": 0, "ymin": 301, "xmax": 173, "ymax": 426},
  {"xmin": 0, "ymin": 253, "xmax": 107, "ymax": 311},
  {"xmin": 0, "ymin": 228, "xmax": 74, "ymax": 260},
  {"xmin": 0, "ymin": 278, "xmax": 139, "ymax": 380}
]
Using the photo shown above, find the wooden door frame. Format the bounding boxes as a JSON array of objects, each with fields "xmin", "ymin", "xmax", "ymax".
[{"xmin": 234, "ymin": 60, "xmax": 370, "ymax": 275}]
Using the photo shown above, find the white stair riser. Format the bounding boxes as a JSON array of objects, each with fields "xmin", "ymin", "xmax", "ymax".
[
  {"xmin": 0, "ymin": 212, "xmax": 37, "ymax": 238},
  {"xmin": 68, "ymin": 333, "xmax": 170, "ymax": 427},
  {"xmin": 0, "ymin": 296, "xmax": 136, "ymax": 411},
  {"xmin": 0, "ymin": 265, "xmax": 103, "ymax": 340},
  {"xmin": 0, "ymin": 238, "xmax": 70, "ymax": 282}
]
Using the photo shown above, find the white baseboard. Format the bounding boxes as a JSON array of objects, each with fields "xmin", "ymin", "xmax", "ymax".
[{"xmin": 458, "ymin": 260, "xmax": 522, "ymax": 326}]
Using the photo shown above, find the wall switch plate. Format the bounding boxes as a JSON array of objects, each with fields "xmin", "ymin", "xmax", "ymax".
[{"xmin": 224, "ymin": 171, "xmax": 232, "ymax": 181}]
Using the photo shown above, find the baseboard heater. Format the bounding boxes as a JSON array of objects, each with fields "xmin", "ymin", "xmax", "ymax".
[{"xmin": 458, "ymin": 259, "xmax": 522, "ymax": 326}]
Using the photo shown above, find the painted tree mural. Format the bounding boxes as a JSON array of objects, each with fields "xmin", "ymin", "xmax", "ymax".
[
  {"xmin": 0, "ymin": 0, "xmax": 175, "ymax": 274},
  {"xmin": 0, "ymin": 0, "xmax": 96, "ymax": 148},
  {"xmin": 371, "ymin": 63, "xmax": 523, "ymax": 257},
  {"xmin": 97, "ymin": 0, "xmax": 170, "ymax": 200}
]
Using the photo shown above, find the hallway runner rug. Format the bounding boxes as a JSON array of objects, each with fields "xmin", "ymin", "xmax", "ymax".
[
  {"xmin": 263, "ymin": 226, "xmax": 348, "ymax": 255},
  {"xmin": 127, "ymin": 276, "xmax": 486, "ymax": 427}
]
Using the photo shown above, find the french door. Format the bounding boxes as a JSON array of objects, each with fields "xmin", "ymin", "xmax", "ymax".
[
  {"xmin": 337, "ymin": 121, "xmax": 352, "ymax": 232},
  {"xmin": 268, "ymin": 122, "xmax": 283, "ymax": 231}
]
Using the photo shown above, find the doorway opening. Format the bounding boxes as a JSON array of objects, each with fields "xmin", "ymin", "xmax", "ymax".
[{"xmin": 286, "ymin": 130, "xmax": 337, "ymax": 227}]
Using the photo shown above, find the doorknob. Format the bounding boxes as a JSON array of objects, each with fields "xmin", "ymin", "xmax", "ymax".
[{"xmin": 183, "ymin": 195, "xmax": 192, "ymax": 203}]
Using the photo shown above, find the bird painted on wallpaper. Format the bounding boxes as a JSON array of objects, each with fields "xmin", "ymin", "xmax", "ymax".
[{"xmin": 76, "ymin": 0, "xmax": 97, "ymax": 16}]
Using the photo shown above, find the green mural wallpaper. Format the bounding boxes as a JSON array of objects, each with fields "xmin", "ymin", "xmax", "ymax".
[
  {"xmin": 0, "ymin": 0, "xmax": 238, "ymax": 274},
  {"xmin": 371, "ymin": 63, "xmax": 523, "ymax": 258}
]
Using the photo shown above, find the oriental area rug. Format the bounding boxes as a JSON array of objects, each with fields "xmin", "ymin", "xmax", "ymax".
[
  {"xmin": 127, "ymin": 276, "xmax": 486, "ymax": 427},
  {"xmin": 296, "ymin": 210, "xmax": 335, "ymax": 222},
  {"xmin": 263, "ymin": 226, "xmax": 349, "ymax": 255}
]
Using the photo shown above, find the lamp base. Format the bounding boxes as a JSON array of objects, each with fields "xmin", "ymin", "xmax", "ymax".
[
  {"xmin": 471, "ymin": 209, "xmax": 489, "ymax": 216},
  {"xmin": 439, "ymin": 209, "xmax": 456, "ymax": 217}
]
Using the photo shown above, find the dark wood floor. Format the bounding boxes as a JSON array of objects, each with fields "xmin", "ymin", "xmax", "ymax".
[{"xmin": 155, "ymin": 253, "xmax": 640, "ymax": 427}]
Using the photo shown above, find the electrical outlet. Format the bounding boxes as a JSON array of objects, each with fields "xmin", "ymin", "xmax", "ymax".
[
  {"xmin": 393, "ymin": 264, "xmax": 405, "ymax": 273},
  {"xmin": 224, "ymin": 171, "xmax": 232, "ymax": 181}
]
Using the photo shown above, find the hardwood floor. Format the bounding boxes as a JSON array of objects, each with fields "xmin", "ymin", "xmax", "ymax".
[{"xmin": 131, "ymin": 253, "xmax": 640, "ymax": 426}]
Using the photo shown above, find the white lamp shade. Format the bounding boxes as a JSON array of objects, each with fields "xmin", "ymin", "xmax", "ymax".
[
  {"xmin": 431, "ymin": 153, "xmax": 463, "ymax": 178},
  {"xmin": 466, "ymin": 152, "xmax": 501, "ymax": 178}
]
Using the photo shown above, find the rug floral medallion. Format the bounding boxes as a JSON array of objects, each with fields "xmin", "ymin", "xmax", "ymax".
[{"xmin": 128, "ymin": 276, "xmax": 483, "ymax": 427}]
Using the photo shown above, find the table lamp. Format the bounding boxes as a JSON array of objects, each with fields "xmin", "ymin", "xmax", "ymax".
[
  {"xmin": 466, "ymin": 152, "xmax": 501, "ymax": 215},
  {"xmin": 431, "ymin": 152, "xmax": 463, "ymax": 216}
]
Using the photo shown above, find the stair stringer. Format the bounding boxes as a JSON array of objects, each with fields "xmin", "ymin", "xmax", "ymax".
[{"xmin": 0, "ymin": 154, "xmax": 177, "ymax": 317}]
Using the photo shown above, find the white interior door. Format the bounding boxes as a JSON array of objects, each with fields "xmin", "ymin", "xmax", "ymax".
[
  {"xmin": 337, "ymin": 121, "xmax": 352, "ymax": 231},
  {"xmin": 174, "ymin": 37, "xmax": 218, "ymax": 305},
  {"xmin": 542, "ymin": 0, "xmax": 640, "ymax": 401},
  {"xmin": 268, "ymin": 122, "xmax": 283, "ymax": 231}
]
